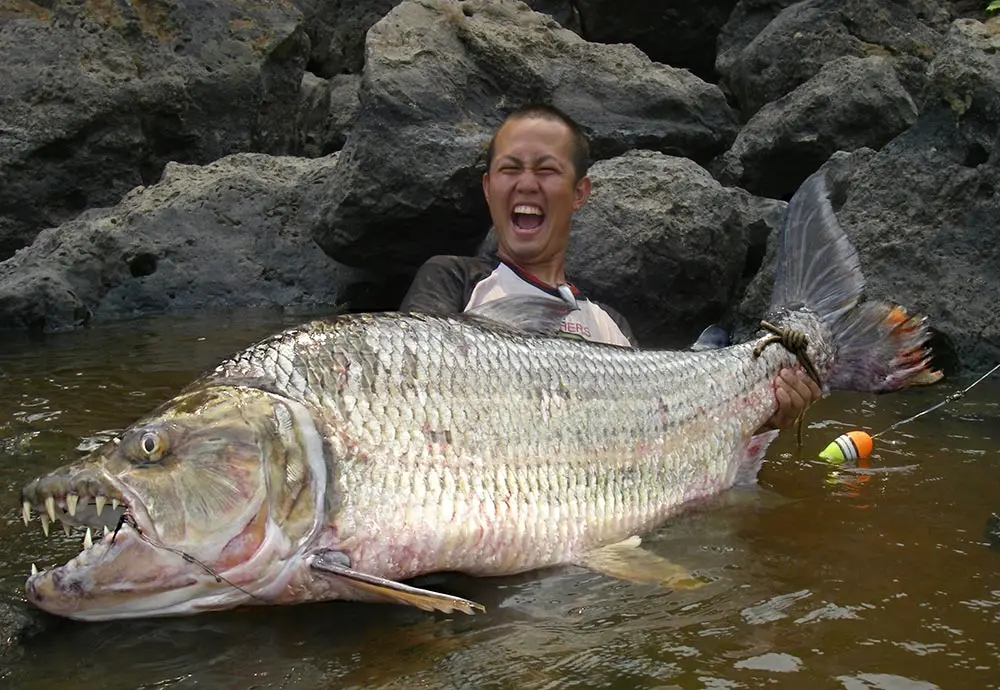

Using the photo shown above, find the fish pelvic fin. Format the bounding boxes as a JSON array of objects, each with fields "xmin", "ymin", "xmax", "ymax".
[
  {"xmin": 464, "ymin": 294, "xmax": 576, "ymax": 337},
  {"xmin": 574, "ymin": 536, "xmax": 706, "ymax": 590},
  {"xmin": 308, "ymin": 550, "xmax": 486, "ymax": 615},
  {"xmin": 769, "ymin": 169, "xmax": 942, "ymax": 394}
]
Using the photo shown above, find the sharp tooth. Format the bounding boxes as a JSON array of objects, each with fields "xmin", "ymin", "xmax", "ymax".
[
  {"xmin": 45, "ymin": 496, "xmax": 56, "ymax": 522},
  {"xmin": 95, "ymin": 496, "xmax": 106, "ymax": 516},
  {"xmin": 67, "ymin": 493, "xmax": 79, "ymax": 516},
  {"xmin": 84, "ymin": 527, "xmax": 93, "ymax": 550},
  {"xmin": 112, "ymin": 498, "xmax": 120, "ymax": 511},
  {"xmin": 104, "ymin": 525, "xmax": 110, "ymax": 538},
  {"xmin": 40, "ymin": 514, "xmax": 51, "ymax": 537},
  {"xmin": 22, "ymin": 501, "xmax": 31, "ymax": 526},
  {"xmin": 31, "ymin": 563, "xmax": 38, "ymax": 576},
  {"xmin": 62, "ymin": 523, "xmax": 71, "ymax": 537}
]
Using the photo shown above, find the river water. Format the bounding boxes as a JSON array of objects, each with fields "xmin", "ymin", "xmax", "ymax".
[{"xmin": 1, "ymin": 310, "xmax": 997, "ymax": 689}]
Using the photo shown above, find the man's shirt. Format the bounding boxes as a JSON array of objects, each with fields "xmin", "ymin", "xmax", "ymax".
[{"xmin": 399, "ymin": 255, "xmax": 636, "ymax": 347}]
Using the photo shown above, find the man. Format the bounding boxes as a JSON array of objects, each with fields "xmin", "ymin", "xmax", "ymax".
[{"xmin": 400, "ymin": 103, "xmax": 820, "ymax": 431}]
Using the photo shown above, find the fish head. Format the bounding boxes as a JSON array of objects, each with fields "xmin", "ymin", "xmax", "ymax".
[{"xmin": 21, "ymin": 384, "xmax": 324, "ymax": 620}]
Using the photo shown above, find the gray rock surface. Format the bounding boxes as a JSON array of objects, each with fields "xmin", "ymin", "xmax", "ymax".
[
  {"xmin": 311, "ymin": 0, "xmax": 739, "ymax": 271},
  {"xmin": 0, "ymin": 0, "xmax": 310, "ymax": 260},
  {"xmin": 732, "ymin": 20, "xmax": 999, "ymax": 373},
  {"xmin": 714, "ymin": 55, "xmax": 918, "ymax": 200},
  {"xmin": 717, "ymin": 0, "xmax": 948, "ymax": 117},
  {"xmin": 567, "ymin": 151, "xmax": 784, "ymax": 347},
  {"xmin": 0, "ymin": 153, "xmax": 370, "ymax": 333}
]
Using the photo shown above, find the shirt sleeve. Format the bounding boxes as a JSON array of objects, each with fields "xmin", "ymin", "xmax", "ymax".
[{"xmin": 398, "ymin": 255, "xmax": 474, "ymax": 314}]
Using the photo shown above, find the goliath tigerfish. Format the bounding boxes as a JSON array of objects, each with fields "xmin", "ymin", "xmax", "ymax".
[{"xmin": 19, "ymin": 170, "xmax": 940, "ymax": 621}]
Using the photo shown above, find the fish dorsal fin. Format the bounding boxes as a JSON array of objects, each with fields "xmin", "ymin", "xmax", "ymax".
[
  {"xmin": 574, "ymin": 536, "xmax": 706, "ymax": 589},
  {"xmin": 464, "ymin": 294, "xmax": 576, "ymax": 336},
  {"xmin": 308, "ymin": 550, "xmax": 486, "ymax": 615}
]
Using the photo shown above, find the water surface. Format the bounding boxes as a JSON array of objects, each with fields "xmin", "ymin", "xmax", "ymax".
[{"xmin": 1, "ymin": 311, "xmax": 998, "ymax": 689}]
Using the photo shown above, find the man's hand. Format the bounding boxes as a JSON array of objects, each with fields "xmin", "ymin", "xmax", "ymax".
[{"xmin": 757, "ymin": 367, "xmax": 823, "ymax": 433}]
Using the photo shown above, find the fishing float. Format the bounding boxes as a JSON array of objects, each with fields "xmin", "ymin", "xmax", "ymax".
[{"xmin": 818, "ymin": 362, "xmax": 1000, "ymax": 464}]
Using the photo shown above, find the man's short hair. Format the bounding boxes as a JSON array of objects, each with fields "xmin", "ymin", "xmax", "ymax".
[{"xmin": 485, "ymin": 103, "xmax": 591, "ymax": 182}]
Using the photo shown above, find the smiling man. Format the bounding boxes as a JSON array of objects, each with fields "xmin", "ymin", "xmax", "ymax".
[
  {"xmin": 399, "ymin": 103, "xmax": 820, "ymax": 430},
  {"xmin": 400, "ymin": 103, "xmax": 633, "ymax": 347}
]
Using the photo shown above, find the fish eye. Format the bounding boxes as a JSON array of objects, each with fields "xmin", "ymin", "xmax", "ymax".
[{"xmin": 138, "ymin": 431, "xmax": 167, "ymax": 462}]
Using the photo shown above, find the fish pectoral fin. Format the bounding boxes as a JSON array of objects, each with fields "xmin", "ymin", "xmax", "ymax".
[
  {"xmin": 574, "ymin": 536, "xmax": 705, "ymax": 590},
  {"xmin": 308, "ymin": 550, "xmax": 486, "ymax": 615}
]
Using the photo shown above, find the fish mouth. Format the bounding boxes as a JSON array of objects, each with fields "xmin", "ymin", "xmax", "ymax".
[{"xmin": 20, "ymin": 466, "xmax": 153, "ymax": 593}]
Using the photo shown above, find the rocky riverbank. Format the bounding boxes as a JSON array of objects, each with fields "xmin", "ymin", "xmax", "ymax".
[{"xmin": 1, "ymin": 0, "xmax": 998, "ymax": 373}]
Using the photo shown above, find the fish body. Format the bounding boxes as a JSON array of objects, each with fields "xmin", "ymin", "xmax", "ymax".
[{"xmin": 19, "ymin": 171, "xmax": 940, "ymax": 620}]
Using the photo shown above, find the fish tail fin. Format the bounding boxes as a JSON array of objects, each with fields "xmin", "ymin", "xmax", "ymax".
[{"xmin": 769, "ymin": 170, "xmax": 942, "ymax": 393}]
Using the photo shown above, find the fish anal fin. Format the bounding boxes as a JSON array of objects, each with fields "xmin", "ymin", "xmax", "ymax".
[
  {"xmin": 308, "ymin": 550, "xmax": 486, "ymax": 615},
  {"xmin": 574, "ymin": 536, "xmax": 705, "ymax": 590}
]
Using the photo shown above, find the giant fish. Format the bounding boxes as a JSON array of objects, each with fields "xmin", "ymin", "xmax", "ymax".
[{"xmin": 19, "ymin": 170, "xmax": 940, "ymax": 620}]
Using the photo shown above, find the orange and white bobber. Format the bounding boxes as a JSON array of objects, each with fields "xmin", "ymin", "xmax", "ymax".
[{"xmin": 819, "ymin": 430, "xmax": 874, "ymax": 464}]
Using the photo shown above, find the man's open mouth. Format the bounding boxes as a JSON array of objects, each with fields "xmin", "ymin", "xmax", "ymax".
[{"xmin": 512, "ymin": 204, "xmax": 545, "ymax": 231}]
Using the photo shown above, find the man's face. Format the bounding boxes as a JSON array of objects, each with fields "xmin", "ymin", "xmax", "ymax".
[{"xmin": 483, "ymin": 117, "xmax": 591, "ymax": 273}]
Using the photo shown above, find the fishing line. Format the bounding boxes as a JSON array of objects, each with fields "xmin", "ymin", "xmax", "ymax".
[
  {"xmin": 111, "ymin": 513, "xmax": 265, "ymax": 602},
  {"xmin": 819, "ymin": 362, "xmax": 1000, "ymax": 464},
  {"xmin": 870, "ymin": 361, "xmax": 1000, "ymax": 439}
]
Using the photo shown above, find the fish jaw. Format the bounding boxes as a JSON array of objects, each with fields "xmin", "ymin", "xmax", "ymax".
[{"xmin": 20, "ymin": 385, "xmax": 327, "ymax": 620}]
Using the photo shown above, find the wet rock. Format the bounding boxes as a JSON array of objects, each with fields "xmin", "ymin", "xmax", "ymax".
[
  {"xmin": 0, "ymin": 597, "xmax": 47, "ymax": 664},
  {"xmin": 0, "ymin": 153, "xmax": 375, "ymax": 333},
  {"xmin": 714, "ymin": 55, "xmax": 918, "ymax": 200},
  {"xmin": 566, "ymin": 150, "xmax": 784, "ymax": 347},
  {"xmin": 987, "ymin": 512, "xmax": 1000, "ymax": 552},
  {"xmin": 717, "ymin": 0, "xmax": 948, "ymax": 117},
  {"xmin": 311, "ymin": 0, "xmax": 739, "ymax": 272},
  {"xmin": 0, "ymin": 0, "xmax": 310, "ymax": 261}
]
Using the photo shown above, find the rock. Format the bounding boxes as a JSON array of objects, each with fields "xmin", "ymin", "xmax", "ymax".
[
  {"xmin": 0, "ymin": 153, "xmax": 374, "ymax": 333},
  {"xmin": 987, "ymin": 512, "xmax": 1000, "ymax": 552},
  {"xmin": 714, "ymin": 55, "xmax": 918, "ymax": 200},
  {"xmin": 0, "ymin": 597, "xmax": 47, "ymax": 665},
  {"xmin": 732, "ymin": 16, "xmax": 1000, "ymax": 375},
  {"xmin": 565, "ymin": 150, "xmax": 783, "ymax": 347},
  {"xmin": 574, "ymin": 0, "xmax": 739, "ymax": 80},
  {"xmin": 524, "ymin": 0, "xmax": 582, "ymax": 32},
  {"xmin": 292, "ymin": 0, "xmax": 401, "ymax": 78},
  {"xmin": 296, "ymin": 73, "xmax": 362, "ymax": 157},
  {"xmin": 717, "ymin": 0, "xmax": 948, "ymax": 117},
  {"xmin": 311, "ymin": 0, "xmax": 739, "ymax": 272},
  {"xmin": 0, "ymin": 0, "xmax": 310, "ymax": 261}
]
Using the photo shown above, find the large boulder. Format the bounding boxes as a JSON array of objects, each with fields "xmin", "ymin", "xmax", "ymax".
[
  {"xmin": 0, "ymin": 153, "xmax": 372, "ymax": 334},
  {"xmin": 732, "ymin": 19, "xmax": 1000, "ymax": 375},
  {"xmin": 311, "ymin": 0, "xmax": 740, "ymax": 272},
  {"xmin": 566, "ymin": 150, "xmax": 784, "ymax": 348},
  {"xmin": 291, "ymin": 0, "xmax": 581, "ymax": 79},
  {"xmin": 0, "ymin": 0, "xmax": 310, "ymax": 260},
  {"xmin": 714, "ymin": 55, "xmax": 918, "ymax": 200},
  {"xmin": 717, "ymin": 0, "xmax": 949, "ymax": 117}
]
